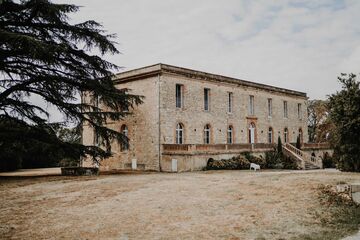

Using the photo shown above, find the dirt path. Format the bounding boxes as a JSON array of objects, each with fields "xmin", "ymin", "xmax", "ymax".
[
  {"xmin": 0, "ymin": 170, "xmax": 359, "ymax": 239},
  {"xmin": 0, "ymin": 168, "xmax": 61, "ymax": 177}
]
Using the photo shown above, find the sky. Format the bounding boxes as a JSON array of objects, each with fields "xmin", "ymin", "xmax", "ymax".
[{"xmin": 47, "ymin": 0, "xmax": 360, "ymax": 121}]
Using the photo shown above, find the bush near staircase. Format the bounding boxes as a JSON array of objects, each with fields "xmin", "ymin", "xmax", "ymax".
[
  {"xmin": 206, "ymin": 156, "xmax": 250, "ymax": 170},
  {"xmin": 282, "ymin": 155, "xmax": 300, "ymax": 170},
  {"xmin": 322, "ymin": 152, "xmax": 336, "ymax": 168},
  {"xmin": 206, "ymin": 150, "xmax": 299, "ymax": 171}
]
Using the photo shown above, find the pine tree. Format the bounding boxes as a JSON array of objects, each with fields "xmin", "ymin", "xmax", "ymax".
[
  {"xmin": 0, "ymin": 0, "xmax": 142, "ymax": 165},
  {"xmin": 277, "ymin": 136, "xmax": 282, "ymax": 155}
]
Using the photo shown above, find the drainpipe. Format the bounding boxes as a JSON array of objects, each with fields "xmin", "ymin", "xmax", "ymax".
[{"xmin": 158, "ymin": 73, "xmax": 162, "ymax": 171}]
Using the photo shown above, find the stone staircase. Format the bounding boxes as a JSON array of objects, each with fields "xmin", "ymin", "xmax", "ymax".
[
  {"xmin": 282, "ymin": 143, "xmax": 322, "ymax": 170},
  {"xmin": 304, "ymin": 161, "xmax": 321, "ymax": 170}
]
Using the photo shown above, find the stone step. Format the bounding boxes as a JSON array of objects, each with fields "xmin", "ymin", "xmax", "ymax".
[{"xmin": 304, "ymin": 162, "xmax": 320, "ymax": 170}]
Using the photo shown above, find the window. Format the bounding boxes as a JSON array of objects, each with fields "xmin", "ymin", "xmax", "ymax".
[
  {"xmin": 204, "ymin": 124, "xmax": 211, "ymax": 144},
  {"xmin": 120, "ymin": 125, "xmax": 129, "ymax": 151},
  {"xmin": 227, "ymin": 126, "xmax": 233, "ymax": 144},
  {"xmin": 283, "ymin": 101, "xmax": 288, "ymax": 118},
  {"xmin": 176, "ymin": 123, "xmax": 184, "ymax": 144},
  {"xmin": 204, "ymin": 88, "xmax": 210, "ymax": 111},
  {"xmin": 297, "ymin": 103, "xmax": 302, "ymax": 119},
  {"xmin": 249, "ymin": 95, "xmax": 254, "ymax": 115},
  {"xmin": 268, "ymin": 127, "xmax": 273, "ymax": 143},
  {"xmin": 298, "ymin": 128, "xmax": 303, "ymax": 143},
  {"xmin": 228, "ymin": 92, "xmax": 233, "ymax": 113},
  {"xmin": 94, "ymin": 130, "xmax": 99, "ymax": 146},
  {"xmin": 176, "ymin": 84, "xmax": 183, "ymax": 108},
  {"xmin": 92, "ymin": 93, "xmax": 100, "ymax": 110},
  {"xmin": 284, "ymin": 128, "xmax": 288, "ymax": 143},
  {"xmin": 248, "ymin": 122, "xmax": 256, "ymax": 144},
  {"xmin": 268, "ymin": 98, "xmax": 272, "ymax": 117}
]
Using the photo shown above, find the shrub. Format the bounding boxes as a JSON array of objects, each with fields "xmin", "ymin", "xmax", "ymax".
[
  {"xmin": 265, "ymin": 148, "xmax": 282, "ymax": 169},
  {"xmin": 322, "ymin": 152, "xmax": 335, "ymax": 168},
  {"xmin": 281, "ymin": 155, "xmax": 299, "ymax": 170},
  {"xmin": 277, "ymin": 136, "xmax": 283, "ymax": 155},
  {"xmin": 206, "ymin": 155, "xmax": 250, "ymax": 170}
]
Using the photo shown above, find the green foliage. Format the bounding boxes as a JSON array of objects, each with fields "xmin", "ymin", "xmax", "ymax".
[
  {"xmin": 207, "ymin": 148, "xmax": 300, "ymax": 171},
  {"xmin": 264, "ymin": 147, "xmax": 282, "ymax": 169},
  {"xmin": 240, "ymin": 152, "xmax": 266, "ymax": 168},
  {"xmin": 322, "ymin": 152, "xmax": 335, "ymax": 168},
  {"xmin": 242, "ymin": 151, "xmax": 252, "ymax": 161},
  {"xmin": 307, "ymin": 100, "xmax": 333, "ymax": 143},
  {"xmin": 0, "ymin": 0, "xmax": 143, "ymax": 166},
  {"xmin": 328, "ymin": 73, "xmax": 360, "ymax": 172},
  {"xmin": 206, "ymin": 156, "xmax": 250, "ymax": 170},
  {"xmin": 281, "ymin": 155, "xmax": 299, "ymax": 170},
  {"xmin": 0, "ymin": 118, "xmax": 82, "ymax": 171},
  {"xmin": 277, "ymin": 136, "xmax": 283, "ymax": 155}
]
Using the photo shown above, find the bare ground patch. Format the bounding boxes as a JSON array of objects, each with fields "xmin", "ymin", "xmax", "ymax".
[{"xmin": 0, "ymin": 170, "xmax": 359, "ymax": 239}]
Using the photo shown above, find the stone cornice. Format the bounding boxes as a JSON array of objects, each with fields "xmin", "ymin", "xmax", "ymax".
[{"xmin": 113, "ymin": 63, "xmax": 307, "ymax": 98}]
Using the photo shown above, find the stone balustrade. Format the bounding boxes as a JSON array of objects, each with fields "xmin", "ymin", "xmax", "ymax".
[
  {"xmin": 162, "ymin": 143, "xmax": 275, "ymax": 154},
  {"xmin": 284, "ymin": 143, "xmax": 323, "ymax": 169}
]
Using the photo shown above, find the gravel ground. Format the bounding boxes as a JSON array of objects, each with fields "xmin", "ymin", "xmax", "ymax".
[{"xmin": 0, "ymin": 169, "xmax": 359, "ymax": 240}]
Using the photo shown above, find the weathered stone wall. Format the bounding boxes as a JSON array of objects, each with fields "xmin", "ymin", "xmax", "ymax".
[
  {"xmin": 82, "ymin": 64, "xmax": 310, "ymax": 172},
  {"xmin": 158, "ymin": 73, "xmax": 308, "ymax": 171},
  {"xmin": 159, "ymin": 73, "xmax": 308, "ymax": 146},
  {"xmin": 82, "ymin": 76, "xmax": 161, "ymax": 171}
]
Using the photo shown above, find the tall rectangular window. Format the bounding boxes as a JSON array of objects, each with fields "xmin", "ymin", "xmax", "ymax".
[
  {"xmin": 92, "ymin": 93, "xmax": 100, "ymax": 110},
  {"xmin": 228, "ymin": 92, "xmax": 233, "ymax": 113},
  {"xmin": 268, "ymin": 98, "xmax": 272, "ymax": 117},
  {"xmin": 249, "ymin": 95, "xmax": 254, "ymax": 115},
  {"xmin": 204, "ymin": 88, "xmax": 210, "ymax": 111},
  {"xmin": 175, "ymin": 84, "xmax": 183, "ymax": 108},
  {"xmin": 94, "ymin": 131, "xmax": 99, "ymax": 146},
  {"xmin": 298, "ymin": 103, "xmax": 302, "ymax": 119},
  {"xmin": 283, "ymin": 101, "xmax": 288, "ymax": 118}
]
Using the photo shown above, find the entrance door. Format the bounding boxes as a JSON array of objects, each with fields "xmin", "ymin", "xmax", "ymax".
[{"xmin": 249, "ymin": 123, "xmax": 255, "ymax": 144}]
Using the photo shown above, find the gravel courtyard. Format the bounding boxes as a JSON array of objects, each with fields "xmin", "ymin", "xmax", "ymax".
[{"xmin": 1, "ymin": 169, "xmax": 359, "ymax": 240}]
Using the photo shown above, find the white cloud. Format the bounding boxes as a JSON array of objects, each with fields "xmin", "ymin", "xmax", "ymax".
[{"xmin": 45, "ymin": 0, "xmax": 360, "ymax": 121}]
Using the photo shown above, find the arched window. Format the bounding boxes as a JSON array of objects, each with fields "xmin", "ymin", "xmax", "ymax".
[
  {"xmin": 176, "ymin": 123, "xmax": 184, "ymax": 144},
  {"xmin": 248, "ymin": 122, "xmax": 256, "ymax": 144},
  {"xmin": 268, "ymin": 127, "xmax": 273, "ymax": 143},
  {"xmin": 298, "ymin": 128, "xmax": 303, "ymax": 143},
  {"xmin": 94, "ymin": 131, "xmax": 100, "ymax": 146},
  {"xmin": 204, "ymin": 124, "xmax": 211, "ymax": 144},
  {"xmin": 227, "ymin": 126, "xmax": 233, "ymax": 144},
  {"xmin": 120, "ymin": 125, "xmax": 129, "ymax": 151},
  {"xmin": 284, "ymin": 128, "xmax": 288, "ymax": 143}
]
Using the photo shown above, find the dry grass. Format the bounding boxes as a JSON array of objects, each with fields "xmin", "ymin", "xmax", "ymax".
[{"xmin": 0, "ymin": 170, "xmax": 359, "ymax": 239}]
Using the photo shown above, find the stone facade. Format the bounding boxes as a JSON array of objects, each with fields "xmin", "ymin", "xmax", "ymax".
[{"xmin": 82, "ymin": 64, "xmax": 309, "ymax": 172}]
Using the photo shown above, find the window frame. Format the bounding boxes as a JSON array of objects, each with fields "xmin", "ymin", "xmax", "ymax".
[
  {"xmin": 120, "ymin": 125, "xmax": 129, "ymax": 152},
  {"xmin": 175, "ymin": 123, "xmax": 184, "ymax": 144},
  {"xmin": 284, "ymin": 128, "xmax": 288, "ymax": 143},
  {"xmin": 204, "ymin": 88, "xmax": 210, "ymax": 111},
  {"xmin": 204, "ymin": 124, "xmax": 211, "ymax": 144},
  {"xmin": 283, "ymin": 101, "xmax": 288, "ymax": 118},
  {"xmin": 227, "ymin": 125, "xmax": 233, "ymax": 144},
  {"xmin": 297, "ymin": 103, "xmax": 302, "ymax": 119},
  {"xmin": 228, "ymin": 92, "xmax": 233, "ymax": 113},
  {"xmin": 268, "ymin": 98, "xmax": 272, "ymax": 118},
  {"xmin": 249, "ymin": 95, "xmax": 255, "ymax": 115},
  {"xmin": 175, "ymin": 84, "xmax": 183, "ymax": 109},
  {"xmin": 268, "ymin": 127, "xmax": 273, "ymax": 143},
  {"xmin": 93, "ymin": 130, "xmax": 99, "ymax": 147}
]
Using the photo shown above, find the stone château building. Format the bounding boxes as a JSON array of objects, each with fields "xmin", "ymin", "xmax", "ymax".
[{"xmin": 82, "ymin": 64, "xmax": 314, "ymax": 172}]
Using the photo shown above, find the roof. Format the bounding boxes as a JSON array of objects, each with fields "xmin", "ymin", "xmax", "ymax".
[{"xmin": 113, "ymin": 63, "xmax": 307, "ymax": 98}]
